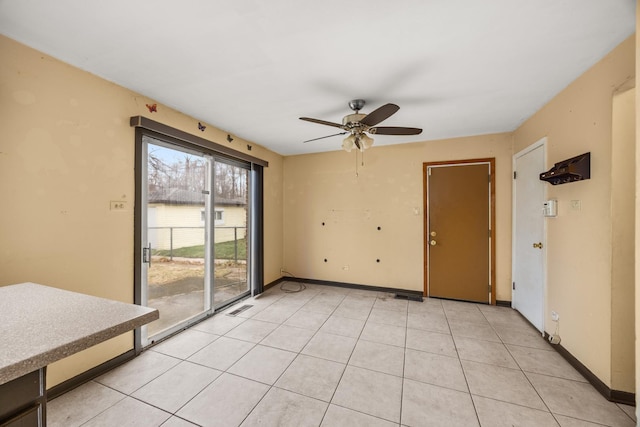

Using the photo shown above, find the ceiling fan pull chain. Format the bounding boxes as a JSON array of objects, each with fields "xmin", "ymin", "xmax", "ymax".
[{"xmin": 355, "ymin": 150, "xmax": 359, "ymax": 177}]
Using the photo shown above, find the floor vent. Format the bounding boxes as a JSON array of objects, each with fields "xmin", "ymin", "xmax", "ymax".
[
  {"xmin": 226, "ymin": 304, "xmax": 253, "ymax": 316},
  {"xmin": 395, "ymin": 293, "xmax": 423, "ymax": 302}
]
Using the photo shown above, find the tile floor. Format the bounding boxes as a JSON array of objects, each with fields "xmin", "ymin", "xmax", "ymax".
[{"xmin": 48, "ymin": 283, "xmax": 637, "ymax": 427}]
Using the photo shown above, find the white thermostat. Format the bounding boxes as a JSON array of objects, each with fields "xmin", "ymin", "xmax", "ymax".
[{"xmin": 543, "ymin": 199, "xmax": 557, "ymax": 217}]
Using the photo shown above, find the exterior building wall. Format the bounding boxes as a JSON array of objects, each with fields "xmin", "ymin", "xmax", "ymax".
[{"xmin": 149, "ymin": 203, "xmax": 247, "ymax": 250}]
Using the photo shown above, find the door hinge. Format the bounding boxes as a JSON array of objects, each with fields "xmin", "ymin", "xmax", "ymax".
[
  {"xmin": 512, "ymin": 281, "xmax": 515, "ymax": 290},
  {"xmin": 488, "ymin": 283, "xmax": 492, "ymax": 292},
  {"xmin": 488, "ymin": 174, "xmax": 491, "ymax": 183},
  {"xmin": 513, "ymin": 171, "xmax": 517, "ymax": 179}
]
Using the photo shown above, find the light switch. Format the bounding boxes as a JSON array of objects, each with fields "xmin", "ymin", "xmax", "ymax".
[{"xmin": 110, "ymin": 201, "xmax": 127, "ymax": 211}]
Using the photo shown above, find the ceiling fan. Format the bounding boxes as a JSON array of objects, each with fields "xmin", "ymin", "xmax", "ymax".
[{"xmin": 300, "ymin": 99, "xmax": 423, "ymax": 152}]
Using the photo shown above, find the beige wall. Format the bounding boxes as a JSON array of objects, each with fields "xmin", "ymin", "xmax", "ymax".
[
  {"xmin": 636, "ymin": 1, "xmax": 640, "ymax": 415},
  {"xmin": 513, "ymin": 36, "xmax": 635, "ymax": 389},
  {"xmin": 0, "ymin": 35, "xmax": 284, "ymax": 387},
  {"xmin": 1, "ymin": 29, "xmax": 636, "ymax": 397},
  {"xmin": 283, "ymin": 133, "xmax": 513, "ymax": 299},
  {"xmin": 611, "ymin": 87, "xmax": 635, "ymax": 393}
]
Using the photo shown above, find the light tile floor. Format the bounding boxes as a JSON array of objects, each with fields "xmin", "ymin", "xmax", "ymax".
[{"xmin": 48, "ymin": 283, "xmax": 637, "ymax": 427}]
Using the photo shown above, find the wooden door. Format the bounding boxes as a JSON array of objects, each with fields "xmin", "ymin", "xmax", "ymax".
[{"xmin": 424, "ymin": 160, "xmax": 495, "ymax": 303}]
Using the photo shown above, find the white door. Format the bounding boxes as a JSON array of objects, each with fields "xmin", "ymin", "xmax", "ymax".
[{"xmin": 512, "ymin": 139, "xmax": 546, "ymax": 332}]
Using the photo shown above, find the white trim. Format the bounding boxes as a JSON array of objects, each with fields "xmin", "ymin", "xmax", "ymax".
[
  {"xmin": 140, "ymin": 140, "xmax": 149, "ymax": 345},
  {"xmin": 214, "ymin": 208, "xmax": 224, "ymax": 225}
]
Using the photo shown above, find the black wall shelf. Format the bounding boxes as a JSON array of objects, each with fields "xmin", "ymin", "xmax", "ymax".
[{"xmin": 540, "ymin": 152, "xmax": 590, "ymax": 185}]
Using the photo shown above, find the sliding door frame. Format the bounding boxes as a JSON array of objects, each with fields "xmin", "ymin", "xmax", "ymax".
[{"xmin": 132, "ymin": 117, "xmax": 267, "ymax": 351}]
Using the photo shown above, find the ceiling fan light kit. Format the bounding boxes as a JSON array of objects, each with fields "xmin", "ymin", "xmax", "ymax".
[
  {"xmin": 342, "ymin": 132, "xmax": 374, "ymax": 153},
  {"xmin": 342, "ymin": 135, "xmax": 356, "ymax": 152}
]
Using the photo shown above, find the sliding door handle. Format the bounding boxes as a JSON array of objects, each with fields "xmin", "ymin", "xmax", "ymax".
[{"xmin": 143, "ymin": 243, "xmax": 152, "ymax": 265}]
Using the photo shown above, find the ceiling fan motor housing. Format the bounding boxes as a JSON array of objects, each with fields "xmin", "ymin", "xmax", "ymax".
[{"xmin": 343, "ymin": 113, "xmax": 367, "ymax": 129}]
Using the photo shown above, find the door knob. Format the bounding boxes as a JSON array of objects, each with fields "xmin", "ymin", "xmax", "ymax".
[
  {"xmin": 532, "ymin": 242, "xmax": 543, "ymax": 249},
  {"xmin": 430, "ymin": 231, "xmax": 437, "ymax": 237},
  {"xmin": 430, "ymin": 240, "xmax": 437, "ymax": 246}
]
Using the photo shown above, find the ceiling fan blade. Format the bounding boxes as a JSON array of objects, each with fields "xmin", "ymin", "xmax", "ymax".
[
  {"xmin": 303, "ymin": 132, "xmax": 347, "ymax": 143},
  {"xmin": 299, "ymin": 117, "xmax": 345, "ymax": 129},
  {"xmin": 371, "ymin": 126, "xmax": 423, "ymax": 135},
  {"xmin": 359, "ymin": 103, "xmax": 400, "ymax": 127}
]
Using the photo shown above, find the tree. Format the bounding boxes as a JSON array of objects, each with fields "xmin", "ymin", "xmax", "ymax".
[{"xmin": 147, "ymin": 144, "xmax": 246, "ymax": 201}]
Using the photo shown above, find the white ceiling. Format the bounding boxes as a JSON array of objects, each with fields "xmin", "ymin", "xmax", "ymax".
[{"xmin": 0, "ymin": 0, "xmax": 635, "ymax": 155}]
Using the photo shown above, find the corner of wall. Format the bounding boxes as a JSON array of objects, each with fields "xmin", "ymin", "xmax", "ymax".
[
  {"xmin": 635, "ymin": 2, "xmax": 640, "ymax": 418},
  {"xmin": 513, "ymin": 34, "xmax": 635, "ymax": 389}
]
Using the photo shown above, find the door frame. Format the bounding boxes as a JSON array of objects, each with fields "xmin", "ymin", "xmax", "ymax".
[
  {"xmin": 512, "ymin": 138, "xmax": 547, "ymax": 332},
  {"xmin": 138, "ymin": 135, "xmax": 216, "ymax": 347},
  {"xmin": 423, "ymin": 158, "xmax": 496, "ymax": 304},
  {"xmin": 133, "ymin": 120, "xmax": 266, "ymax": 352}
]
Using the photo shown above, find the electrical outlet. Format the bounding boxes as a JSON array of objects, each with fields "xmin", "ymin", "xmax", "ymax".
[
  {"xmin": 342, "ymin": 265, "xmax": 349, "ymax": 271},
  {"xmin": 551, "ymin": 311, "xmax": 559, "ymax": 321},
  {"xmin": 110, "ymin": 201, "xmax": 127, "ymax": 211}
]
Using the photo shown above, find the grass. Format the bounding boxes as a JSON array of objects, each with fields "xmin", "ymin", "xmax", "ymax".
[{"xmin": 154, "ymin": 238, "xmax": 247, "ymax": 260}]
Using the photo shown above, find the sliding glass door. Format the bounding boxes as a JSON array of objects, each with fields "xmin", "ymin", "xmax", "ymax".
[
  {"xmin": 211, "ymin": 161, "xmax": 250, "ymax": 309},
  {"xmin": 141, "ymin": 137, "xmax": 211, "ymax": 344},
  {"xmin": 139, "ymin": 134, "xmax": 251, "ymax": 346}
]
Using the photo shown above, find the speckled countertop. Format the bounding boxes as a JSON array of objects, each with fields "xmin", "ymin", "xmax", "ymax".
[{"xmin": 0, "ymin": 282, "xmax": 158, "ymax": 385}]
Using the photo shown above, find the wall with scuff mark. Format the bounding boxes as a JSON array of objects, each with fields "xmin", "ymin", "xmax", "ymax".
[
  {"xmin": 283, "ymin": 133, "xmax": 513, "ymax": 298},
  {"xmin": 0, "ymin": 35, "xmax": 284, "ymax": 387},
  {"xmin": 513, "ymin": 35, "xmax": 635, "ymax": 391}
]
